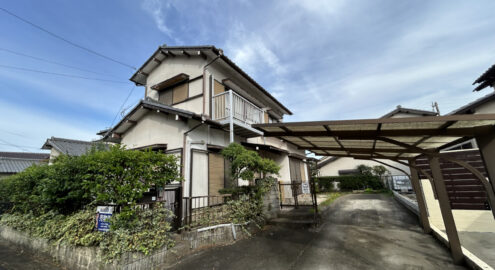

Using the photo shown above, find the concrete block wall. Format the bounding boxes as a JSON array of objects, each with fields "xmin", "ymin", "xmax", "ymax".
[
  {"xmin": 263, "ymin": 184, "xmax": 281, "ymax": 219},
  {"xmin": 0, "ymin": 222, "xmax": 259, "ymax": 270}
]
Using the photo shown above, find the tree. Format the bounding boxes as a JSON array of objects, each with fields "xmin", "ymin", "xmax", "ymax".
[
  {"xmin": 221, "ymin": 143, "xmax": 279, "ymax": 186},
  {"xmin": 372, "ymin": 165, "xmax": 389, "ymax": 178}
]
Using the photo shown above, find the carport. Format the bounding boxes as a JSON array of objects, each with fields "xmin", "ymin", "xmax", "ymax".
[{"xmin": 253, "ymin": 114, "xmax": 495, "ymax": 264}]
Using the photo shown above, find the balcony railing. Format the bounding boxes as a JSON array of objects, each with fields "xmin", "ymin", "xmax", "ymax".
[{"xmin": 212, "ymin": 90, "xmax": 264, "ymax": 125}]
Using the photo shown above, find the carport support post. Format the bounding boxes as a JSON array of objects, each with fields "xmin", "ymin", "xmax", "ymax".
[
  {"xmin": 408, "ymin": 159, "xmax": 431, "ymax": 234},
  {"xmin": 428, "ymin": 156, "xmax": 463, "ymax": 264},
  {"xmin": 475, "ymin": 133, "xmax": 495, "ymax": 195}
]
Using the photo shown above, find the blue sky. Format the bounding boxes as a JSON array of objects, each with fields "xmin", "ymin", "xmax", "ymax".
[{"xmin": 1, "ymin": 0, "xmax": 495, "ymax": 153}]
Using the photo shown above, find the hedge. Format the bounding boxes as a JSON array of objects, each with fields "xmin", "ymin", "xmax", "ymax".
[{"xmin": 314, "ymin": 175, "xmax": 384, "ymax": 192}]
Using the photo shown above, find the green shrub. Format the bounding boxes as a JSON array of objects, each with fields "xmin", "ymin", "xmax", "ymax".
[
  {"xmin": 315, "ymin": 175, "xmax": 384, "ymax": 192},
  {"xmin": 0, "ymin": 145, "xmax": 181, "ymax": 216}
]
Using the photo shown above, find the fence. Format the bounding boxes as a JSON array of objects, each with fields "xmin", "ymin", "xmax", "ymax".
[
  {"xmin": 182, "ymin": 195, "xmax": 232, "ymax": 228},
  {"xmin": 279, "ymin": 180, "xmax": 317, "ymax": 209},
  {"xmin": 382, "ymin": 175, "xmax": 413, "ymax": 192},
  {"xmin": 212, "ymin": 90, "xmax": 264, "ymax": 125}
]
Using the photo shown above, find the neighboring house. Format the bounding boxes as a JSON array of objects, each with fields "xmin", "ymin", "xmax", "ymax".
[
  {"xmin": 101, "ymin": 45, "xmax": 310, "ymax": 202},
  {"xmin": 0, "ymin": 152, "xmax": 49, "ymax": 178},
  {"xmin": 317, "ymin": 105, "xmax": 438, "ymax": 178},
  {"xmin": 41, "ymin": 137, "xmax": 102, "ymax": 163}
]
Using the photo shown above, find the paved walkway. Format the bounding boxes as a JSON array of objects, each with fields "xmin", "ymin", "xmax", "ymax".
[{"xmin": 168, "ymin": 194, "xmax": 466, "ymax": 270}]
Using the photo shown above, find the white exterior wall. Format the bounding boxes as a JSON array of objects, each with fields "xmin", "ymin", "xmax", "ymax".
[
  {"xmin": 145, "ymin": 56, "xmax": 205, "ymax": 99},
  {"xmin": 318, "ymin": 157, "xmax": 410, "ymax": 176},
  {"xmin": 473, "ymin": 100, "xmax": 495, "ymax": 114},
  {"xmin": 120, "ymin": 112, "xmax": 187, "ymax": 150}
]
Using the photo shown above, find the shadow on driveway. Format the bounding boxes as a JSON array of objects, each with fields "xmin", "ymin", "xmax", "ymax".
[{"xmin": 168, "ymin": 194, "xmax": 466, "ymax": 270}]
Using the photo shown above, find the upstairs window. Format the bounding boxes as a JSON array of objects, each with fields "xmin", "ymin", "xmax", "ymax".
[{"xmin": 151, "ymin": 73, "xmax": 190, "ymax": 105}]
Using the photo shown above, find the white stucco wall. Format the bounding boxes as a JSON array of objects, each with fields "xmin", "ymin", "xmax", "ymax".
[
  {"xmin": 120, "ymin": 112, "xmax": 187, "ymax": 150},
  {"xmin": 145, "ymin": 56, "xmax": 205, "ymax": 99},
  {"xmin": 473, "ymin": 99, "xmax": 495, "ymax": 114},
  {"xmin": 318, "ymin": 157, "xmax": 410, "ymax": 177}
]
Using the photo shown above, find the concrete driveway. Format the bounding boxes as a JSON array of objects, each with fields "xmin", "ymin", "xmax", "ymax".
[{"xmin": 168, "ymin": 194, "xmax": 466, "ymax": 270}]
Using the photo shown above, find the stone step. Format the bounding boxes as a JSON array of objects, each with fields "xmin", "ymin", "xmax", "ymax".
[
  {"xmin": 277, "ymin": 211, "xmax": 315, "ymax": 220},
  {"xmin": 268, "ymin": 217, "xmax": 316, "ymax": 229}
]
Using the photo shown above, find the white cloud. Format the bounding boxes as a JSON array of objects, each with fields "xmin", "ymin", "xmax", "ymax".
[
  {"xmin": 224, "ymin": 23, "xmax": 286, "ymax": 77},
  {"xmin": 141, "ymin": 0, "xmax": 173, "ymax": 36}
]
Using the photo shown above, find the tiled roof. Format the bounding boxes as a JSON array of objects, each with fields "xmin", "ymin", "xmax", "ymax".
[
  {"xmin": 0, "ymin": 152, "xmax": 49, "ymax": 174},
  {"xmin": 42, "ymin": 137, "xmax": 102, "ymax": 156},
  {"xmin": 473, "ymin": 64, "xmax": 495, "ymax": 91}
]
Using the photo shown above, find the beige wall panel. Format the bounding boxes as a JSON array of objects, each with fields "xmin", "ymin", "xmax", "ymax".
[
  {"xmin": 173, "ymin": 83, "xmax": 188, "ymax": 104},
  {"xmin": 214, "ymin": 80, "xmax": 225, "ymax": 95},
  {"xmin": 209, "ymin": 152, "xmax": 225, "ymax": 196},
  {"xmin": 159, "ymin": 89, "xmax": 173, "ymax": 105}
]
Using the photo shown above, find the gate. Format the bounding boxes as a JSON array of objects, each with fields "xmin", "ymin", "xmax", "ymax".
[
  {"xmin": 279, "ymin": 178, "xmax": 318, "ymax": 211},
  {"xmin": 161, "ymin": 186, "xmax": 182, "ymax": 230}
]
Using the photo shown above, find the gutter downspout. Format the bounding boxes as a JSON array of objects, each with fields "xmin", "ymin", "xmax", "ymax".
[{"xmin": 202, "ymin": 52, "xmax": 223, "ymax": 116}]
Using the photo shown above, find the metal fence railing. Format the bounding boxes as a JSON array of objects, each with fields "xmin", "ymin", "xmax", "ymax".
[
  {"xmin": 212, "ymin": 90, "xmax": 264, "ymax": 125},
  {"xmin": 382, "ymin": 175, "xmax": 413, "ymax": 192},
  {"xmin": 182, "ymin": 195, "xmax": 232, "ymax": 229}
]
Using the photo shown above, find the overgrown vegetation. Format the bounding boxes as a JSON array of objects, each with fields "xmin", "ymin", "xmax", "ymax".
[
  {"xmin": 0, "ymin": 145, "xmax": 181, "ymax": 262},
  {"xmin": 315, "ymin": 164, "xmax": 388, "ymax": 192},
  {"xmin": 319, "ymin": 192, "xmax": 349, "ymax": 207},
  {"xmin": 218, "ymin": 143, "xmax": 280, "ymax": 225}
]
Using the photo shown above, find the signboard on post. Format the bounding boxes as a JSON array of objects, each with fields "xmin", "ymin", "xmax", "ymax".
[
  {"xmin": 96, "ymin": 206, "xmax": 114, "ymax": 232},
  {"xmin": 301, "ymin": 182, "xmax": 310, "ymax": 194}
]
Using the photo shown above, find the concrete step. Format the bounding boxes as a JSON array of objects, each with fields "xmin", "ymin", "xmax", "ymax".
[
  {"xmin": 277, "ymin": 211, "xmax": 315, "ymax": 220},
  {"xmin": 268, "ymin": 217, "xmax": 316, "ymax": 229}
]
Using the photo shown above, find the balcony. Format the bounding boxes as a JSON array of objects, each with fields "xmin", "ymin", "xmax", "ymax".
[{"xmin": 212, "ymin": 90, "xmax": 264, "ymax": 139}]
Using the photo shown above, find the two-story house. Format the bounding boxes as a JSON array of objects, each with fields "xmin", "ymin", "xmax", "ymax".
[{"xmin": 101, "ymin": 45, "xmax": 309, "ymax": 203}]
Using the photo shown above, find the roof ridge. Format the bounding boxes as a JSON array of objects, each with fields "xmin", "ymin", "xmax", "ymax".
[{"xmin": 49, "ymin": 137, "xmax": 94, "ymax": 144}]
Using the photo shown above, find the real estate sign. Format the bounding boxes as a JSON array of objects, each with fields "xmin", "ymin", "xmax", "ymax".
[{"xmin": 96, "ymin": 206, "xmax": 114, "ymax": 232}]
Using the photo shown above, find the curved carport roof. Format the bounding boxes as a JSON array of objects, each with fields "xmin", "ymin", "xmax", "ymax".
[
  {"xmin": 253, "ymin": 114, "xmax": 495, "ymax": 159},
  {"xmin": 253, "ymin": 113, "xmax": 495, "ymax": 264}
]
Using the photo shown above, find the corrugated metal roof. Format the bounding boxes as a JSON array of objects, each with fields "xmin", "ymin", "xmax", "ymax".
[
  {"xmin": 42, "ymin": 137, "xmax": 102, "ymax": 156},
  {"xmin": 0, "ymin": 152, "xmax": 49, "ymax": 160},
  {"xmin": 0, "ymin": 157, "xmax": 47, "ymax": 173}
]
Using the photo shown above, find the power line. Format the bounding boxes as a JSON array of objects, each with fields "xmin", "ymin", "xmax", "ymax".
[
  {"xmin": 0, "ymin": 139, "xmax": 33, "ymax": 152},
  {"xmin": 109, "ymin": 85, "xmax": 137, "ymax": 129},
  {"xmin": 0, "ymin": 47, "xmax": 122, "ymax": 79},
  {"xmin": 0, "ymin": 7, "xmax": 136, "ymax": 70},
  {"xmin": 0, "ymin": 64, "xmax": 129, "ymax": 84}
]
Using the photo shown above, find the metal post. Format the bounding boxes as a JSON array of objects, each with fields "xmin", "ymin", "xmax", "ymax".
[
  {"xmin": 475, "ymin": 134, "xmax": 495, "ymax": 195},
  {"xmin": 428, "ymin": 156, "xmax": 463, "ymax": 264},
  {"xmin": 409, "ymin": 159, "xmax": 431, "ymax": 234},
  {"xmin": 229, "ymin": 90, "xmax": 234, "ymax": 143}
]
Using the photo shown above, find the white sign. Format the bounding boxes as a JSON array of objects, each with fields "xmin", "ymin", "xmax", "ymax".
[{"xmin": 301, "ymin": 182, "xmax": 310, "ymax": 194}]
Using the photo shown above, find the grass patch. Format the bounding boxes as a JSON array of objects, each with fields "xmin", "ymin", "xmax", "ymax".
[
  {"xmin": 363, "ymin": 188, "xmax": 393, "ymax": 195},
  {"xmin": 319, "ymin": 192, "xmax": 349, "ymax": 207}
]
